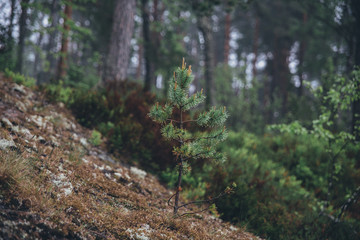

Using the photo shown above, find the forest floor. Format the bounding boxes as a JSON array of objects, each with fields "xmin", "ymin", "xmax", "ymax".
[{"xmin": 0, "ymin": 75, "xmax": 261, "ymax": 239}]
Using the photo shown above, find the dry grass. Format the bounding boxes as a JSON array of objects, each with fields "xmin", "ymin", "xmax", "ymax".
[
  {"xmin": 0, "ymin": 75, "xmax": 261, "ymax": 240},
  {"xmin": 0, "ymin": 151, "xmax": 31, "ymax": 192}
]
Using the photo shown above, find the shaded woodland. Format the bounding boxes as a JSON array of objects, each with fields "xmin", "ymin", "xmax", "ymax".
[{"xmin": 0, "ymin": 0, "xmax": 360, "ymax": 239}]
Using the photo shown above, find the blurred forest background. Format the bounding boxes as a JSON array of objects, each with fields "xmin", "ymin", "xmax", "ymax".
[{"xmin": 0, "ymin": 0, "xmax": 360, "ymax": 239}]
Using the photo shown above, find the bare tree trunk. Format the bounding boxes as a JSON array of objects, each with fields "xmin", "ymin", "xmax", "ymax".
[
  {"xmin": 142, "ymin": 0, "xmax": 155, "ymax": 92},
  {"xmin": 8, "ymin": 0, "xmax": 16, "ymax": 42},
  {"xmin": 252, "ymin": 17, "xmax": 259, "ymax": 78},
  {"xmin": 33, "ymin": 32, "xmax": 43, "ymax": 78},
  {"xmin": 56, "ymin": 0, "xmax": 72, "ymax": 81},
  {"xmin": 38, "ymin": 0, "xmax": 60, "ymax": 84},
  {"xmin": 297, "ymin": 12, "xmax": 307, "ymax": 96},
  {"xmin": 198, "ymin": 16, "xmax": 215, "ymax": 108},
  {"xmin": 136, "ymin": 38, "xmax": 143, "ymax": 80},
  {"xmin": 272, "ymin": 35, "xmax": 291, "ymax": 118},
  {"xmin": 16, "ymin": 0, "xmax": 30, "ymax": 74},
  {"xmin": 351, "ymin": 0, "xmax": 360, "ymax": 141},
  {"xmin": 103, "ymin": 0, "xmax": 136, "ymax": 85},
  {"xmin": 174, "ymin": 107, "xmax": 184, "ymax": 215},
  {"xmin": 223, "ymin": 12, "xmax": 231, "ymax": 65}
]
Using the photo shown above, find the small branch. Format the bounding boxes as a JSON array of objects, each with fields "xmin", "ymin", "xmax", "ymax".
[
  {"xmin": 182, "ymin": 151, "xmax": 209, "ymax": 161},
  {"xmin": 167, "ymin": 118, "xmax": 180, "ymax": 123},
  {"xmin": 177, "ymin": 205, "xmax": 213, "ymax": 218},
  {"xmin": 167, "ymin": 192, "xmax": 177, "ymax": 207},
  {"xmin": 326, "ymin": 141, "xmax": 349, "ymax": 207},
  {"xmin": 177, "ymin": 191, "xmax": 226, "ymax": 209},
  {"xmin": 184, "ymin": 132, "xmax": 222, "ymax": 143},
  {"xmin": 166, "ymin": 119, "xmax": 197, "ymax": 124},
  {"xmin": 336, "ymin": 186, "xmax": 360, "ymax": 222}
]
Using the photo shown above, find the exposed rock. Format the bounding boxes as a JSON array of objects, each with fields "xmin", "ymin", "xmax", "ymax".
[
  {"xmin": 98, "ymin": 151, "xmax": 115, "ymax": 163},
  {"xmin": 12, "ymin": 126, "xmax": 33, "ymax": 139},
  {"xmin": 29, "ymin": 115, "xmax": 46, "ymax": 129},
  {"xmin": 80, "ymin": 137, "xmax": 88, "ymax": 148},
  {"xmin": 130, "ymin": 166, "xmax": 147, "ymax": 180},
  {"xmin": 126, "ymin": 224, "xmax": 152, "ymax": 240},
  {"xmin": 12, "ymin": 83, "xmax": 26, "ymax": 94},
  {"xmin": 51, "ymin": 173, "xmax": 73, "ymax": 197},
  {"xmin": 0, "ymin": 138, "xmax": 16, "ymax": 150},
  {"xmin": 1, "ymin": 118, "xmax": 13, "ymax": 127},
  {"xmin": 15, "ymin": 101, "xmax": 27, "ymax": 112}
]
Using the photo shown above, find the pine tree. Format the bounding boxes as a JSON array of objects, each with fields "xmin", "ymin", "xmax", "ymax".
[{"xmin": 149, "ymin": 58, "xmax": 231, "ymax": 215}]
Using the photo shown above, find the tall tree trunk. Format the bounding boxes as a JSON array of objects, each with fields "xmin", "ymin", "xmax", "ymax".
[
  {"xmin": 39, "ymin": 0, "xmax": 60, "ymax": 84},
  {"xmin": 136, "ymin": 38, "xmax": 143, "ymax": 80},
  {"xmin": 142, "ymin": 0, "xmax": 155, "ymax": 92},
  {"xmin": 198, "ymin": 16, "xmax": 215, "ymax": 108},
  {"xmin": 8, "ymin": 0, "xmax": 16, "ymax": 42},
  {"xmin": 33, "ymin": 32, "xmax": 43, "ymax": 78},
  {"xmin": 252, "ymin": 17, "xmax": 259, "ymax": 78},
  {"xmin": 351, "ymin": 0, "xmax": 360, "ymax": 141},
  {"xmin": 297, "ymin": 12, "xmax": 307, "ymax": 96},
  {"xmin": 56, "ymin": 0, "xmax": 72, "ymax": 81},
  {"xmin": 272, "ymin": 35, "xmax": 291, "ymax": 118},
  {"xmin": 223, "ymin": 12, "xmax": 231, "ymax": 65},
  {"xmin": 16, "ymin": 0, "xmax": 30, "ymax": 74},
  {"xmin": 103, "ymin": 0, "xmax": 136, "ymax": 85}
]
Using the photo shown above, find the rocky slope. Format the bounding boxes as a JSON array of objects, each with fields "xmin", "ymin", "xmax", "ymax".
[{"xmin": 0, "ymin": 75, "xmax": 261, "ymax": 240}]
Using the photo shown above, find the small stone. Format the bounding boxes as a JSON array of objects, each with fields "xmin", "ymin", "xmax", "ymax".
[
  {"xmin": 12, "ymin": 83, "xmax": 26, "ymax": 94},
  {"xmin": 29, "ymin": 115, "xmax": 45, "ymax": 128},
  {"xmin": 0, "ymin": 138, "xmax": 16, "ymax": 150},
  {"xmin": 98, "ymin": 152, "xmax": 115, "ymax": 163},
  {"xmin": 114, "ymin": 172, "xmax": 122, "ymax": 178},
  {"xmin": 130, "ymin": 167, "xmax": 147, "ymax": 180},
  {"xmin": 15, "ymin": 101, "xmax": 27, "ymax": 112},
  {"xmin": 1, "ymin": 118, "xmax": 13, "ymax": 127},
  {"xmin": 80, "ymin": 138, "xmax": 88, "ymax": 147}
]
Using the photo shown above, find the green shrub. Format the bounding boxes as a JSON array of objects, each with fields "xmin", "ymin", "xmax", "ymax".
[
  {"xmin": 204, "ymin": 129, "xmax": 360, "ymax": 239},
  {"xmin": 44, "ymin": 81, "xmax": 74, "ymax": 104},
  {"xmin": 5, "ymin": 68, "xmax": 36, "ymax": 87},
  {"xmin": 69, "ymin": 81, "xmax": 174, "ymax": 172},
  {"xmin": 89, "ymin": 130, "xmax": 102, "ymax": 146}
]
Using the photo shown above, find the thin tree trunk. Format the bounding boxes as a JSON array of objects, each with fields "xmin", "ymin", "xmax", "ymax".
[
  {"xmin": 351, "ymin": 0, "xmax": 360, "ymax": 141},
  {"xmin": 224, "ymin": 12, "xmax": 231, "ymax": 65},
  {"xmin": 56, "ymin": 0, "xmax": 72, "ymax": 81},
  {"xmin": 16, "ymin": 0, "xmax": 30, "ymax": 74},
  {"xmin": 142, "ymin": 0, "xmax": 155, "ymax": 92},
  {"xmin": 103, "ymin": 0, "xmax": 136, "ymax": 85},
  {"xmin": 297, "ymin": 12, "xmax": 307, "ymax": 96},
  {"xmin": 33, "ymin": 32, "xmax": 43, "ymax": 78},
  {"xmin": 174, "ymin": 107, "xmax": 184, "ymax": 215},
  {"xmin": 252, "ymin": 17, "xmax": 259, "ymax": 78},
  {"xmin": 8, "ymin": 0, "xmax": 16, "ymax": 42},
  {"xmin": 198, "ymin": 16, "xmax": 215, "ymax": 108},
  {"xmin": 41, "ymin": 0, "xmax": 60, "ymax": 83},
  {"xmin": 136, "ymin": 39, "xmax": 143, "ymax": 80},
  {"xmin": 273, "ymin": 36, "xmax": 291, "ymax": 118}
]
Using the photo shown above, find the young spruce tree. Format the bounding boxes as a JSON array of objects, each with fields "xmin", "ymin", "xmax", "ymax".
[{"xmin": 149, "ymin": 58, "xmax": 231, "ymax": 215}]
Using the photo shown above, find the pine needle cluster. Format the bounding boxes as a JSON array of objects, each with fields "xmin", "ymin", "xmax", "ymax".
[{"xmin": 148, "ymin": 58, "xmax": 229, "ymax": 215}]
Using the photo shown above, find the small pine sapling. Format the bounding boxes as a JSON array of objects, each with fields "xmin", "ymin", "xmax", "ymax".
[{"xmin": 149, "ymin": 58, "xmax": 235, "ymax": 216}]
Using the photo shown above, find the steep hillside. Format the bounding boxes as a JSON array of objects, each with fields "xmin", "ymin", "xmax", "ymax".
[{"xmin": 0, "ymin": 76, "xmax": 261, "ymax": 240}]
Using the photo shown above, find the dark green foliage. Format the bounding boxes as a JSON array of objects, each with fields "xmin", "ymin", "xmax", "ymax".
[
  {"xmin": 69, "ymin": 81, "xmax": 173, "ymax": 171},
  {"xmin": 202, "ymin": 130, "xmax": 360, "ymax": 239},
  {"xmin": 201, "ymin": 70, "xmax": 360, "ymax": 239},
  {"xmin": 149, "ymin": 59, "xmax": 229, "ymax": 214},
  {"xmin": 4, "ymin": 68, "xmax": 36, "ymax": 87}
]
